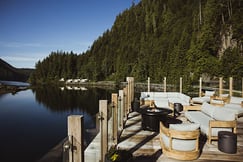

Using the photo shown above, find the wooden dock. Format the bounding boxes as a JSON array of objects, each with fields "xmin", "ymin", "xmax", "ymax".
[{"xmin": 117, "ymin": 111, "xmax": 243, "ymax": 162}]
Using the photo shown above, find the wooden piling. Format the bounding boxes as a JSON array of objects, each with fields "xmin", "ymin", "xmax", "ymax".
[
  {"xmin": 99, "ymin": 100, "xmax": 108, "ymax": 162},
  {"xmin": 126, "ymin": 77, "xmax": 135, "ymax": 107},
  {"xmin": 148, "ymin": 77, "xmax": 150, "ymax": 92},
  {"xmin": 180, "ymin": 77, "xmax": 182, "ymax": 93},
  {"xmin": 119, "ymin": 90, "xmax": 124, "ymax": 129},
  {"xmin": 229, "ymin": 77, "xmax": 233, "ymax": 96},
  {"xmin": 67, "ymin": 115, "xmax": 84, "ymax": 162},
  {"xmin": 164, "ymin": 77, "xmax": 166, "ymax": 92},
  {"xmin": 126, "ymin": 77, "xmax": 131, "ymax": 112},
  {"xmin": 242, "ymin": 78, "xmax": 243, "ymax": 97},
  {"xmin": 130, "ymin": 77, "xmax": 134, "ymax": 102},
  {"xmin": 123, "ymin": 87, "xmax": 128, "ymax": 121},
  {"xmin": 199, "ymin": 77, "xmax": 202, "ymax": 97},
  {"xmin": 112, "ymin": 93, "xmax": 118, "ymax": 145},
  {"xmin": 219, "ymin": 77, "xmax": 223, "ymax": 96}
]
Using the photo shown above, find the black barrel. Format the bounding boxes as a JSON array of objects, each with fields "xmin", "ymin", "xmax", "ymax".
[
  {"xmin": 173, "ymin": 103, "xmax": 183, "ymax": 117},
  {"xmin": 218, "ymin": 131, "xmax": 237, "ymax": 154}
]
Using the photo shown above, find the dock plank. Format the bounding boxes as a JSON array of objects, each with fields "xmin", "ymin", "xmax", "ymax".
[
  {"xmin": 117, "ymin": 112, "xmax": 243, "ymax": 162},
  {"xmin": 84, "ymin": 111, "xmax": 243, "ymax": 162}
]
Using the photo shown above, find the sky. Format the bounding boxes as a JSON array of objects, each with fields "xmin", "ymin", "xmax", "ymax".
[{"xmin": 0, "ymin": 0, "xmax": 140, "ymax": 68}]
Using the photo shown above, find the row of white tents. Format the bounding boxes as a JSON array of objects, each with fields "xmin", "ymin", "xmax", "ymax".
[{"xmin": 59, "ymin": 78, "xmax": 89, "ymax": 84}]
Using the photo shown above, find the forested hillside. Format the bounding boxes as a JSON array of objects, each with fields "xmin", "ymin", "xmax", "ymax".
[
  {"xmin": 30, "ymin": 0, "xmax": 243, "ymax": 85},
  {"xmin": 0, "ymin": 58, "xmax": 33, "ymax": 82}
]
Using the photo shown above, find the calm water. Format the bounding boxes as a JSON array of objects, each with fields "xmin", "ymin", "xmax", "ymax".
[{"xmin": 0, "ymin": 85, "xmax": 114, "ymax": 162}]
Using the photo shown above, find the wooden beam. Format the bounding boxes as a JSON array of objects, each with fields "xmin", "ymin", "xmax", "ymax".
[
  {"xmin": 229, "ymin": 77, "xmax": 233, "ymax": 96},
  {"xmin": 99, "ymin": 100, "xmax": 108, "ymax": 162},
  {"xmin": 199, "ymin": 77, "xmax": 202, "ymax": 97},
  {"xmin": 164, "ymin": 77, "xmax": 166, "ymax": 92},
  {"xmin": 180, "ymin": 77, "xmax": 182, "ymax": 93},
  {"xmin": 112, "ymin": 93, "xmax": 118, "ymax": 145},
  {"xmin": 119, "ymin": 90, "xmax": 124, "ymax": 129},
  {"xmin": 148, "ymin": 77, "xmax": 150, "ymax": 92},
  {"xmin": 67, "ymin": 115, "xmax": 84, "ymax": 162},
  {"xmin": 219, "ymin": 77, "xmax": 223, "ymax": 96}
]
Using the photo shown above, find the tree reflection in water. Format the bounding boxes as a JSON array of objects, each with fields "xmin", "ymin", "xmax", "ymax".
[
  {"xmin": 33, "ymin": 85, "xmax": 114, "ymax": 114},
  {"xmin": 32, "ymin": 85, "xmax": 115, "ymax": 147}
]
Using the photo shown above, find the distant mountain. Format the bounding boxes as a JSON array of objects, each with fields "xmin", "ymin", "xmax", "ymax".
[{"xmin": 0, "ymin": 58, "xmax": 34, "ymax": 82}]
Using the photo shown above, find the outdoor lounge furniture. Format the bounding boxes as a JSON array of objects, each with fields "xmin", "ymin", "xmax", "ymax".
[
  {"xmin": 191, "ymin": 90, "xmax": 215, "ymax": 104},
  {"xmin": 160, "ymin": 122, "xmax": 200, "ymax": 160},
  {"xmin": 210, "ymin": 95, "xmax": 243, "ymax": 118},
  {"xmin": 185, "ymin": 102, "xmax": 237, "ymax": 143},
  {"xmin": 140, "ymin": 92, "xmax": 191, "ymax": 109},
  {"xmin": 223, "ymin": 104, "xmax": 243, "ymax": 118}
]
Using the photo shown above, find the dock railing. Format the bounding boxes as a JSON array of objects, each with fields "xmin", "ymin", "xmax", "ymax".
[
  {"xmin": 146, "ymin": 76, "xmax": 243, "ymax": 97},
  {"xmin": 63, "ymin": 77, "xmax": 134, "ymax": 162},
  {"xmin": 62, "ymin": 76, "xmax": 242, "ymax": 162}
]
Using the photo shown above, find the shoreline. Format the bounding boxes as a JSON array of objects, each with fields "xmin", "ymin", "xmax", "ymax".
[{"xmin": 0, "ymin": 85, "xmax": 29, "ymax": 95}]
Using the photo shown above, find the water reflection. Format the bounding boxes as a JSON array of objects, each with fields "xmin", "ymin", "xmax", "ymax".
[
  {"xmin": 0, "ymin": 85, "xmax": 115, "ymax": 162},
  {"xmin": 33, "ymin": 85, "xmax": 113, "ymax": 114}
]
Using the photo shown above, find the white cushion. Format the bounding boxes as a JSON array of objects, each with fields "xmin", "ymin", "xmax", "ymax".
[
  {"xmin": 140, "ymin": 92, "xmax": 191, "ymax": 108},
  {"xmin": 167, "ymin": 92, "xmax": 178, "ymax": 98},
  {"xmin": 224, "ymin": 104, "xmax": 243, "ymax": 115},
  {"xmin": 184, "ymin": 111, "xmax": 232, "ymax": 136},
  {"xmin": 179, "ymin": 94, "xmax": 191, "ymax": 103},
  {"xmin": 153, "ymin": 92, "xmax": 167, "ymax": 98},
  {"xmin": 225, "ymin": 103, "xmax": 242, "ymax": 108},
  {"xmin": 140, "ymin": 92, "xmax": 150, "ymax": 99},
  {"xmin": 168, "ymin": 98, "xmax": 185, "ymax": 104},
  {"xmin": 212, "ymin": 107, "xmax": 235, "ymax": 121},
  {"xmin": 161, "ymin": 134, "xmax": 197, "ymax": 151},
  {"xmin": 205, "ymin": 90, "xmax": 215, "ymax": 96},
  {"xmin": 230, "ymin": 97, "xmax": 243, "ymax": 104},
  {"xmin": 201, "ymin": 102, "xmax": 216, "ymax": 117},
  {"xmin": 192, "ymin": 96, "xmax": 210, "ymax": 103},
  {"xmin": 154, "ymin": 100, "xmax": 169, "ymax": 108},
  {"xmin": 211, "ymin": 128, "xmax": 232, "ymax": 136},
  {"xmin": 169, "ymin": 123, "xmax": 200, "ymax": 131},
  {"xmin": 185, "ymin": 111, "xmax": 213, "ymax": 135},
  {"xmin": 220, "ymin": 94, "xmax": 229, "ymax": 98},
  {"xmin": 210, "ymin": 99, "xmax": 224, "ymax": 105}
]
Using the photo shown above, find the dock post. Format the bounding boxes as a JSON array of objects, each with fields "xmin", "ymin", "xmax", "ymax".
[
  {"xmin": 126, "ymin": 77, "xmax": 135, "ymax": 111},
  {"xmin": 123, "ymin": 87, "xmax": 128, "ymax": 121},
  {"xmin": 67, "ymin": 115, "xmax": 84, "ymax": 162},
  {"xmin": 131, "ymin": 77, "xmax": 134, "ymax": 102},
  {"xmin": 112, "ymin": 93, "xmax": 118, "ymax": 145},
  {"xmin": 126, "ymin": 77, "xmax": 131, "ymax": 112},
  {"xmin": 229, "ymin": 77, "xmax": 233, "ymax": 96},
  {"xmin": 199, "ymin": 77, "xmax": 202, "ymax": 97},
  {"xmin": 180, "ymin": 77, "xmax": 182, "ymax": 93},
  {"xmin": 164, "ymin": 77, "xmax": 166, "ymax": 92},
  {"xmin": 99, "ymin": 100, "xmax": 108, "ymax": 162},
  {"xmin": 219, "ymin": 77, "xmax": 223, "ymax": 96},
  {"xmin": 119, "ymin": 90, "xmax": 124, "ymax": 129},
  {"xmin": 148, "ymin": 77, "xmax": 150, "ymax": 92}
]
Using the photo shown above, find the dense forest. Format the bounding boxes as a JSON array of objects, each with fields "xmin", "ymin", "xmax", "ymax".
[
  {"xmin": 30, "ymin": 0, "xmax": 243, "ymax": 86},
  {"xmin": 0, "ymin": 58, "xmax": 33, "ymax": 82}
]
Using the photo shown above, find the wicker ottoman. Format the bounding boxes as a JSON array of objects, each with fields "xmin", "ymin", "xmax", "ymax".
[{"xmin": 218, "ymin": 131, "xmax": 237, "ymax": 154}]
